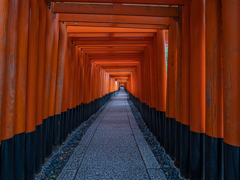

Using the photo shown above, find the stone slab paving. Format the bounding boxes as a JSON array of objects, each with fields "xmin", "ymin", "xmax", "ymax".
[{"xmin": 58, "ymin": 89, "xmax": 166, "ymax": 180}]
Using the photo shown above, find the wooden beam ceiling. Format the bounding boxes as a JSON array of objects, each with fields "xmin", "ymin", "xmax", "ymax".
[
  {"xmin": 59, "ymin": 14, "xmax": 170, "ymax": 25},
  {"xmin": 54, "ymin": 3, "xmax": 179, "ymax": 17},
  {"xmin": 53, "ymin": 1, "xmax": 173, "ymax": 81}
]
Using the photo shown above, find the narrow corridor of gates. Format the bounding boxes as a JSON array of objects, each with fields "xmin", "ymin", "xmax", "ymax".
[
  {"xmin": 57, "ymin": 88, "xmax": 166, "ymax": 179},
  {"xmin": 0, "ymin": 0, "xmax": 240, "ymax": 180}
]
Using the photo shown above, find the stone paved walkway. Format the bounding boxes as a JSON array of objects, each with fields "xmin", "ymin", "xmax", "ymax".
[{"xmin": 58, "ymin": 88, "xmax": 166, "ymax": 180}]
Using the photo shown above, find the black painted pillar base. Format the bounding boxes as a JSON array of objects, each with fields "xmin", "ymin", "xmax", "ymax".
[
  {"xmin": 78, "ymin": 105, "xmax": 81, "ymax": 125},
  {"xmin": 46, "ymin": 116, "xmax": 54, "ymax": 157},
  {"xmin": 83, "ymin": 103, "xmax": 86, "ymax": 122},
  {"xmin": 63, "ymin": 111, "xmax": 67, "ymax": 141},
  {"xmin": 189, "ymin": 131, "xmax": 205, "ymax": 180},
  {"xmin": 224, "ymin": 142, "xmax": 239, "ymax": 180},
  {"xmin": 142, "ymin": 103, "xmax": 146, "ymax": 123},
  {"xmin": 164, "ymin": 117, "xmax": 170, "ymax": 154},
  {"xmin": 78, "ymin": 105, "xmax": 81, "ymax": 126},
  {"xmin": 90, "ymin": 101, "xmax": 93, "ymax": 116},
  {"xmin": 156, "ymin": 111, "xmax": 160, "ymax": 142},
  {"xmin": 53, "ymin": 114, "xmax": 61, "ymax": 146},
  {"xmin": 180, "ymin": 123, "xmax": 190, "ymax": 179},
  {"xmin": 169, "ymin": 118, "xmax": 175, "ymax": 160},
  {"xmin": 25, "ymin": 131, "xmax": 35, "ymax": 180},
  {"xmin": 1, "ymin": 137, "xmax": 14, "ymax": 180},
  {"xmin": 174, "ymin": 121, "xmax": 181, "ymax": 168},
  {"xmin": 147, "ymin": 105, "xmax": 150, "ymax": 129},
  {"xmin": 67, "ymin": 109, "xmax": 71, "ymax": 134},
  {"xmin": 70, "ymin": 108, "xmax": 74, "ymax": 132},
  {"xmin": 80, "ymin": 104, "xmax": 83, "ymax": 124},
  {"xmin": 159, "ymin": 111, "xmax": 165, "ymax": 147},
  {"xmin": 140, "ymin": 101, "xmax": 143, "ymax": 117},
  {"xmin": 14, "ymin": 132, "xmax": 25, "ymax": 180},
  {"xmin": 35, "ymin": 125, "xmax": 42, "ymax": 173},
  {"xmin": 205, "ymin": 135, "xmax": 224, "ymax": 180},
  {"xmin": 60, "ymin": 112, "xmax": 64, "ymax": 144},
  {"xmin": 150, "ymin": 108, "xmax": 155, "ymax": 136},
  {"xmin": 73, "ymin": 107, "xmax": 76, "ymax": 130},
  {"xmin": 42, "ymin": 118, "xmax": 47, "ymax": 164},
  {"xmin": 93, "ymin": 100, "xmax": 96, "ymax": 114}
]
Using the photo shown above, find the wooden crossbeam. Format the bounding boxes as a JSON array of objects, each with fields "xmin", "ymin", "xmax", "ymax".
[
  {"xmin": 59, "ymin": 14, "xmax": 169, "ymax": 25},
  {"xmin": 66, "ymin": 22, "xmax": 169, "ymax": 29},
  {"xmin": 47, "ymin": 0, "xmax": 184, "ymax": 5},
  {"xmin": 91, "ymin": 58, "xmax": 140, "ymax": 61},
  {"xmin": 95, "ymin": 62, "xmax": 139, "ymax": 66},
  {"xmin": 100, "ymin": 66, "xmax": 137, "ymax": 69},
  {"xmin": 81, "ymin": 47, "xmax": 146, "ymax": 51},
  {"xmin": 88, "ymin": 53, "xmax": 142, "ymax": 57},
  {"xmin": 54, "ymin": 3, "xmax": 179, "ymax": 17},
  {"xmin": 67, "ymin": 26, "xmax": 157, "ymax": 33},
  {"xmin": 85, "ymin": 50, "xmax": 144, "ymax": 54},
  {"xmin": 68, "ymin": 32, "xmax": 155, "ymax": 38},
  {"xmin": 74, "ymin": 40, "xmax": 150, "ymax": 45},
  {"xmin": 106, "ymin": 69, "xmax": 134, "ymax": 71},
  {"xmin": 71, "ymin": 37, "xmax": 152, "ymax": 41}
]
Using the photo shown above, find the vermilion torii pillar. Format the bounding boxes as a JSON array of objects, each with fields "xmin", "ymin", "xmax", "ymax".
[
  {"xmin": 165, "ymin": 18, "xmax": 177, "ymax": 157},
  {"xmin": 44, "ymin": 3, "xmax": 54, "ymax": 158},
  {"xmin": 1, "ymin": 1, "xmax": 18, "ymax": 179},
  {"xmin": 156, "ymin": 29, "xmax": 167, "ymax": 148},
  {"xmin": 189, "ymin": 0, "xmax": 205, "ymax": 179},
  {"xmin": 26, "ymin": 0, "xmax": 39, "ymax": 178},
  {"xmin": 222, "ymin": 0, "xmax": 240, "ymax": 179},
  {"xmin": 50, "ymin": 14, "xmax": 59, "ymax": 147},
  {"xmin": 15, "ymin": 0, "xmax": 29, "ymax": 178},
  {"xmin": 0, "ymin": 1, "xmax": 9, "ymax": 150},
  {"xmin": 205, "ymin": 0, "xmax": 223, "ymax": 179},
  {"xmin": 55, "ymin": 22, "xmax": 67, "ymax": 145},
  {"xmin": 180, "ymin": 1, "xmax": 190, "ymax": 178},
  {"xmin": 37, "ymin": 0, "xmax": 47, "ymax": 167},
  {"xmin": 175, "ymin": 7, "xmax": 182, "ymax": 169}
]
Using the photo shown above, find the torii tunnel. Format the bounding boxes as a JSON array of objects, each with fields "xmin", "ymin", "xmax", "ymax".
[{"xmin": 0, "ymin": 0, "xmax": 240, "ymax": 180}]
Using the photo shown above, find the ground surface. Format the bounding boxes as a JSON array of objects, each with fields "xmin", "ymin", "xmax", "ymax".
[{"xmin": 57, "ymin": 89, "xmax": 167, "ymax": 180}]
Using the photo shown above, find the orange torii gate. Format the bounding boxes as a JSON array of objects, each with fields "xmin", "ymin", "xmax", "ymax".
[{"xmin": 0, "ymin": 0, "xmax": 240, "ymax": 180}]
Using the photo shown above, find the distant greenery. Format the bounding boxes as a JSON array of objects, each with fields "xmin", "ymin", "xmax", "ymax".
[{"xmin": 165, "ymin": 46, "xmax": 168, "ymax": 70}]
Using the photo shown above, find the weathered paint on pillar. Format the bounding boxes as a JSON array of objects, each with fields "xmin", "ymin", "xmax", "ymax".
[
  {"xmin": 55, "ymin": 22, "xmax": 67, "ymax": 115},
  {"xmin": 2, "ymin": 0, "xmax": 18, "ymax": 140},
  {"xmin": 43, "ymin": 3, "xmax": 54, "ymax": 120},
  {"xmin": 0, "ymin": 0, "xmax": 9, "ymax": 145},
  {"xmin": 1, "ymin": 1, "xmax": 18, "ymax": 179},
  {"xmin": 222, "ymin": 0, "xmax": 240, "ymax": 179},
  {"xmin": 205, "ymin": 0, "xmax": 224, "ymax": 179}
]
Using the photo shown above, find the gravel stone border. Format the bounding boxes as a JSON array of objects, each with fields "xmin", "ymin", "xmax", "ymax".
[{"xmin": 127, "ymin": 98, "xmax": 185, "ymax": 180}]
